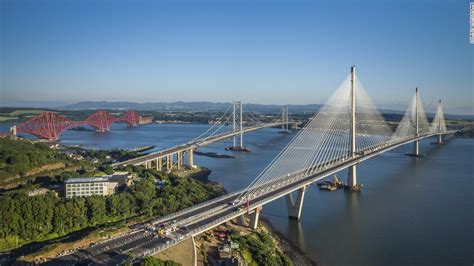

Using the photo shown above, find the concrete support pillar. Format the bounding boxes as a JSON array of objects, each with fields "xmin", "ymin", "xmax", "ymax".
[
  {"xmin": 413, "ymin": 140, "xmax": 419, "ymax": 156},
  {"xmin": 437, "ymin": 134, "xmax": 443, "ymax": 144},
  {"xmin": 188, "ymin": 149, "xmax": 194, "ymax": 168},
  {"xmin": 156, "ymin": 158, "xmax": 162, "ymax": 171},
  {"xmin": 249, "ymin": 206, "xmax": 262, "ymax": 230},
  {"xmin": 347, "ymin": 165, "xmax": 357, "ymax": 187},
  {"xmin": 177, "ymin": 152, "xmax": 182, "ymax": 170},
  {"xmin": 147, "ymin": 161, "xmax": 152, "ymax": 169},
  {"xmin": 286, "ymin": 186, "xmax": 306, "ymax": 220},
  {"xmin": 167, "ymin": 155, "xmax": 172, "ymax": 171},
  {"xmin": 237, "ymin": 214, "xmax": 246, "ymax": 227}
]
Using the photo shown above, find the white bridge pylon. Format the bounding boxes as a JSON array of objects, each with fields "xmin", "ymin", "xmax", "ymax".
[{"xmin": 235, "ymin": 66, "xmax": 448, "ymax": 208}]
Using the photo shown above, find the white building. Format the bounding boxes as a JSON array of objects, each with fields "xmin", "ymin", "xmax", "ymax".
[{"xmin": 65, "ymin": 177, "xmax": 118, "ymax": 199}]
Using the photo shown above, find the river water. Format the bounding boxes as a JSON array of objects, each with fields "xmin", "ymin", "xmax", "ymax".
[{"xmin": 4, "ymin": 123, "xmax": 473, "ymax": 266}]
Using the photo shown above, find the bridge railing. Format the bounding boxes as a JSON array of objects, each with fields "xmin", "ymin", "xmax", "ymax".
[
  {"xmin": 138, "ymin": 210, "xmax": 241, "ymax": 258},
  {"xmin": 149, "ymin": 190, "xmax": 243, "ymax": 226}
]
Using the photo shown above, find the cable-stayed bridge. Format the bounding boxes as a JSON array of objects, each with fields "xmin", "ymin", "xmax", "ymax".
[
  {"xmin": 58, "ymin": 66, "xmax": 456, "ymax": 264},
  {"xmin": 111, "ymin": 101, "xmax": 293, "ymax": 171}
]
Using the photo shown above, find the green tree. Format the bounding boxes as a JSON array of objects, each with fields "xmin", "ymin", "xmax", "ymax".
[
  {"xmin": 132, "ymin": 176, "xmax": 157, "ymax": 216},
  {"xmin": 140, "ymin": 256, "xmax": 181, "ymax": 266},
  {"xmin": 86, "ymin": 196, "xmax": 107, "ymax": 225}
]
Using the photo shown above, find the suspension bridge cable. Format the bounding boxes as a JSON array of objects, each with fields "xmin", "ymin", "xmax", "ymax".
[{"xmin": 188, "ymin": 104, "xmax": 233, "ymax": 143}]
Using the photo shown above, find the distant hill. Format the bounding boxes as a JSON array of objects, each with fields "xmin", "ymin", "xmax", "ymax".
[
  {"xmin": 59, "ymin": 101, "xmax": 474, "ymax": 120},
  {"xmin": 61, "ymin": 101, "xmax": 323, "ymax": 113}
]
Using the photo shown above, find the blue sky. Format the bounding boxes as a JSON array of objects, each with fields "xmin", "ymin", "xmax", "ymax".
[{"xmin": 1, "ymin": 0, "xmax": 472, "ymax": 114}]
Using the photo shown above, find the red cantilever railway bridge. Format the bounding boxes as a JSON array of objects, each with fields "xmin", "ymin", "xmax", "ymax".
[{"xmin": 14, "ymin": 110, "xmax": 140, "ymax": 140}]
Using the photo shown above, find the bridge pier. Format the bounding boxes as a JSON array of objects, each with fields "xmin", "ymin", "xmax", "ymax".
[
  {"xmin": 237, "ymin": 214, "xmax": 246, "ymax": 227},
  {"xmin": 235, "ymin": 206, "xmax": 262, "ymax": 230},
  {"xmin": 249, "ymin": 206, "xmax": 262, "ymax": 230},
  {"xmin": 437, "ymin": 134, "xmax": 443, "ymax": 144},
  {"xmin": 156, "ymin": 158, "xmax": 162, "ymax": 171},
  {"xmin": 177, "ymin": 151, "xmax": 182, "ymax": 170},
  {"xmin": 166, "ymin": 155, "xmax": 172, "ymax": 171},
  {"xmin": 285, "ymin": 186, "xmax": 306, "ymax": 220},
  {"xmin": 347, "ymin": 164, "xmax": 357, "ymax": 187},
  {"xmin": 188, "ymin": 149, "xmax": 194, "ymax": 168},
  {"xmin": 413, "ymin": 140, "xmax": 419, "ymax": 156}
]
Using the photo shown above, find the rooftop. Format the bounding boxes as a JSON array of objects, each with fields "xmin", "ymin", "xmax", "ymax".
[
  {"xmin": 65, "ymin": 177, "xmax": 110, "ymax": 184},
  {"xmin": 110, "ymin": 171, "xmax": 130, "ymax": 176}
]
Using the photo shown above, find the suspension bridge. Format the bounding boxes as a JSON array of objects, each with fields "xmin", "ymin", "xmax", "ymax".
[
  {"xmin": 111, "ymin": 101, "xmax": 293, "ymax": 171},
  {"xmin": 6, "ymin": 110, "xmax": 140, "ymax": 140},
  {"xmin": 55, "ymin": 66, "xmax": 456, "ymax": 264}
]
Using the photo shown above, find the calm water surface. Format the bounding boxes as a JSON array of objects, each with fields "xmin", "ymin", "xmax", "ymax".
[{"xmin": 4, "ymin": 123, "xmax": 473, "ymax": 266}]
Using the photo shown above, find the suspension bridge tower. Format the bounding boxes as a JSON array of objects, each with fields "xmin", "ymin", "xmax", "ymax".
[
  {"xmin": 437, "ymin": 99, "xmax": 443, "ymax": 144},
  {"xmin": 413, "ymin": 87, "xmax": 420, "ymax": 156},
  {"xmin": 279, "ymin": 105, "xmax": 289, "ymax": 133},
  {"xmin": 228, "ymin": 100, "xmax": 249, "ymax": 151},
  {"xmin": 347, "ymin": 65, "xmax": 358, "ymax": 188}
]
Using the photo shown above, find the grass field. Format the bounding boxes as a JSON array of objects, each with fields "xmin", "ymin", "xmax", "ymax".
[
  {"xmin": 0, "ymin": 116, "xmax": 16, "ymax": 122},
  {"xmin": 9, "ymin": 109, "xmax": 48, "ymax": 116},
  {"xmin": 0, "ymin": 109, "xmax": 49, "ymax": 124}
]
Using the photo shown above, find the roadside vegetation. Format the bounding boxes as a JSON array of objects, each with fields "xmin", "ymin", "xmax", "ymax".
[
  {"xmin": 0, "ymin": 138, "xmax": 222, "ymax": 252},
  {"xmin": 0, "ymin": 167, "xmax": 221, "ymax": 251},
  {"xmin": 138, "ymin": 256, "xmax": 181, "ymax": 266},
  {"xmin": 230, "ymin": 229, "xmax": 292, "ymax": 266}
]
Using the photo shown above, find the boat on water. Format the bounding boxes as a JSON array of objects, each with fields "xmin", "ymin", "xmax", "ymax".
[
  {"xmin": 225, "ymin": 146, "xmax": 251, "ymax": 152},
  {"xmin": 194, "ymin": 151, "xmax": 235, "ymax": 158},
  {"xmin": 319, "ymin": 184, "xmax": 337, "ymax": 191},
  {"xmin": 317, "ymin": 175, "xmax": 344, "ymax": 191}
]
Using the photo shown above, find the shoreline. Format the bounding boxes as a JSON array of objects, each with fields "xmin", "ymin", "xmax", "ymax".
[{"xmin": 259, "ymin": 217, "xmax": 317, "ymax": 266}]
